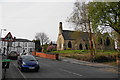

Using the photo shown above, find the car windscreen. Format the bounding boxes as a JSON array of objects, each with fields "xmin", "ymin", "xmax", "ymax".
[{"xmin": 22, "ymin": 56, "xmax": 36, "ymax": 61}]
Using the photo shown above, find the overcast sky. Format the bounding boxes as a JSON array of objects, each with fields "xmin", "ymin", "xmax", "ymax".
[{"xmin": 0, "ymin": 0, "xmax": 91, "ymax": 42}]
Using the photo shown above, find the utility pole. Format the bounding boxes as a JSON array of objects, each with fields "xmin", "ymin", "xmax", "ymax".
[{"xmin": 0, "ymin": 29, "xmax": 7, "ymax": 54}]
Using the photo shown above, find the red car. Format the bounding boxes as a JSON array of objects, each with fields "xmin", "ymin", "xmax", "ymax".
[{"xmin": 7, "ymin": 51, "xmax": 19, "ymax": 60}]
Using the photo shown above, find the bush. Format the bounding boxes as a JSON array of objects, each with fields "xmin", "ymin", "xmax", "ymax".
[
  {"xmin": 47, "ymin": 45, "xmax": 56, "ymax": 52},
  {"xmin": 93, "ymin": 55, "xmax": 117, "ymax": 62},
  {"xmin": 51, "ymin": 50, "xmax": 118, "ymax": 63}
]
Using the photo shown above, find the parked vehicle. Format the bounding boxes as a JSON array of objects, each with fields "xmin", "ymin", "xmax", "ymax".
[
  {"xmin": 17, "ymin": 55, "xmax": 39, "ymax": 72},
  {"xmin": 19, "ymin": 52, "xmax": 27, "ymax": 56},
  {"xmin": 7, "ymin": 51, "xmax": 19, "ymax": 60}
]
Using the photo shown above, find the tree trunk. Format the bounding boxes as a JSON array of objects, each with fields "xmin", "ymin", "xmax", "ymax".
[
  {"xmin": 88, "ymin": 21, "xmax": 96, "ymax": 61},
  {"xmin": 116, "ymin": 34, "xmax": 120, "ymax": 65}
]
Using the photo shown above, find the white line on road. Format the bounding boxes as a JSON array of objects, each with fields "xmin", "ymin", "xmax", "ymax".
[
  {"xmin": 59, "ymin": 69, "xmax": 83, "ymax": 77},
  {"xmin": 12, "ymin": 62, "xmax": 26, "ymax": 79}
]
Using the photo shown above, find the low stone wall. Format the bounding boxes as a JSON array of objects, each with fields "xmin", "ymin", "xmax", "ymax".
[{"xmin": 32, "ymin": 52, "xmax": 59, "ymax": 60}]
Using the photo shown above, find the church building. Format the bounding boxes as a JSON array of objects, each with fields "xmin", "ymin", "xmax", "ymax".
[{"xmin": 57, "ymin": 22, "xmax": 115, "ymax": 50}]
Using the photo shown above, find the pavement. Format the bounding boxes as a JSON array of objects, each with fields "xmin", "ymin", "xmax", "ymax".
[
  {"xmin": 59, "ymin": 56, "xmax": 119, "ymax": 74},
  {"xmin": 0, "ymin": 54, "xmax": 2, "ymax": 80}
]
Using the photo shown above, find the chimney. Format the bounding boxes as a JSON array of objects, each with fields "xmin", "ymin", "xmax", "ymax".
[
  {"xmin": 14, "ymin": 37, "xmax": 16, "ymax": 41},
  {"xmin": 59, "ymin": 22, "xmax": 63, "ymax": 35}
]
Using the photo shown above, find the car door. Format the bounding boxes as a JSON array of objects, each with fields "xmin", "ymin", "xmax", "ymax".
[{"xmin": 18, "ymin": 56, "xmax": 22, "ymax": 66}]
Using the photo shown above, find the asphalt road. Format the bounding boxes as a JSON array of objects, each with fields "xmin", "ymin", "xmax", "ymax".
[
  {"xmin": 3, "ymin": 56, "xmax": 118, "ymax": 79},
  {"xmin": 0, "ymin": 55, "xmax": 2, "ymax": 80}
]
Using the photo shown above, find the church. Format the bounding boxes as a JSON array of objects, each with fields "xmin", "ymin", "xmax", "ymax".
[{"xmin": 57, "ymin": 22, "xmax": 115, "ymax": 50}]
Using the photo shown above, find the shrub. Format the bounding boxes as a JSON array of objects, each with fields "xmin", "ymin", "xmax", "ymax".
[
  {"xmin": 47, "ymin": 45, "xmax": 56, "ymax": 52},
  {"xmin": 93, "ymin": 55, "xmax": 116, "ymax": 62},
  {"xmin": 66, "ymin": 48, "xmax": 71, "ymax": 50}
]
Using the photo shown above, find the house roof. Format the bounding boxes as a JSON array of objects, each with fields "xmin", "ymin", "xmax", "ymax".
[
  {"xmin": 62, "ymin": 30, "xmax": 90, "ymax": 41},
  {"xmin": 15, "ymin": 39, "xmax": 32, "ymax": 42},
  {"xmin": 1, "ymin": 38, "xmax": 32, "ymax": 42}
]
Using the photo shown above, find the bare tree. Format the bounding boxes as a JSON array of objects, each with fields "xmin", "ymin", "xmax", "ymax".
[
  {"xmin": 66, "ymin": 2, "xmax": 90, "ymax": 32},
  {"xmin": 35, "ymin": 32, "xmax": 50, "ymax": 46}
]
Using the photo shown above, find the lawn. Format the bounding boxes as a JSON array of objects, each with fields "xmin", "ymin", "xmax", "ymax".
[
  {"xmin": 51, "ymin": 50, "xmax": 118, "ymax": 55},
  {"xmin": 50, "ymin": 50, "xmax": 89, "ymax": 54}
]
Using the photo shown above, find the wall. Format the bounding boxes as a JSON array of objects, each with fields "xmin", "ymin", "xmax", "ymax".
[{"xmin": 32, "ymin": 52, "xmax": 59, "ymax": 60}]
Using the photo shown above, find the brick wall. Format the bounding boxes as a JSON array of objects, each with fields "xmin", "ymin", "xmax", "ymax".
[{"xmin": 32, "ymin": 52, "xmax": 59, "ymax": 60}]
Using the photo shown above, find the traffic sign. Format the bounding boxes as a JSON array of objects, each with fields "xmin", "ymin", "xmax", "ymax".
[{"xmin": 2, "ymin": 32, "xmax": 15, "ymax": 42}]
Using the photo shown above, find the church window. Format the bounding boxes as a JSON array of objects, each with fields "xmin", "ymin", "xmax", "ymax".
[
  {"xmin": 68, "ymin": 41, "xmax": 72, "ymax": 48},
  {"xmin": 79, "ymin": 43, "xmax": 83, "ymax": 50},
  {"xmin": 85, "ymin": 44, "xmax": 88, "ymax": 50},
  {"xmin": 105, "ymin": 37, "xmax": 110, "ymax": 46}
]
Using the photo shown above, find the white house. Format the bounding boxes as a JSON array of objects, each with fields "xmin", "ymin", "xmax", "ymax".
[{"xmin": 0, "ymin": 38, "xmax": 35, "ymax": 54}]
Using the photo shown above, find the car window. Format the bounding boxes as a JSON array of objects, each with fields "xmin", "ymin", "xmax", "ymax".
[
  {"xmin": 10, "ymin": 51, "xmax": 17, "ymax": 54},
  {"xmin": 22, "ymin": 56, "xmax": 36, "ymax": 61}
]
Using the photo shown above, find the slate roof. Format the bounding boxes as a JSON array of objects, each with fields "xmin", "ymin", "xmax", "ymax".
[
  {"xmin": 62, "ymin": 30, "xmax": 90, "ymax": 40},
  {"xmin": 1, "ymin": 38, "xmax": 32, "ymax": 42},
  {"xmin": 15, "ymin": 39, "xmax": 32, "ymax": 42}
]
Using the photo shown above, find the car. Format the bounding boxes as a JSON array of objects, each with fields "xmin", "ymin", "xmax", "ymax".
[
  {"xmin": 17, "ymin": 55, "xmax": 39, "ymax": 72},
  {"xmin": 19, "ymin": 52, "xmax": 27, "ymax": 56},
  {"xmin": 7, "ymin": 51, "xmax": 19, "ymax": 60}
]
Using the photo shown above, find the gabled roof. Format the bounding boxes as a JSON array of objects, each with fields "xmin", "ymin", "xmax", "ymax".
[{"xmin": 62, "ymin": 30, "xmax": 90, "ymax": 41}]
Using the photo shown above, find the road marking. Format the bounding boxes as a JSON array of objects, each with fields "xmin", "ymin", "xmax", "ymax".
[
  {"xmin": 59, "ymin": 69, "xmax": 83, "ymax": 77},
  {"xmin": 12, "ymin": 62, "xmax": 26, "ymax": 79}
]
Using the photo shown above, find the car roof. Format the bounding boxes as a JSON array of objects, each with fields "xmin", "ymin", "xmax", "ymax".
[
  {"xmin": 9, "ymin": 51, "xmax": 17, "ymax": 54},
  {"xmin": 21, "ymin": 55, "xmax": 34, "ymax": 58}
]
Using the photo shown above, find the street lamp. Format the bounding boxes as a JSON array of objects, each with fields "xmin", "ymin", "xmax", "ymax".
[
  {"xmin": 0, "ymin": 29, "xmax": 7, "ymax": 40},
  {"xmin": 0, "ymin": 29, "xmax": 7, "ymax": 54}
]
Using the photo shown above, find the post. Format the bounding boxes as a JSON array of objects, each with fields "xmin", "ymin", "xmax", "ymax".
[
  {"xmin": 6, "ymin": 41, "xmax": 9, "ymax": 57},
  {"xmin": 56, "ymin": 54, "xmax": 59, "ymax": 60},
  {"xmin": 0, "ymin": 29, "xmax": 7, "ymax": 54}
]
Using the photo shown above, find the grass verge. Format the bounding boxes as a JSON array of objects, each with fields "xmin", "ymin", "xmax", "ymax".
[{"xmin": 50, "ymin": 50, "xmax": 119, "ymax": 66}]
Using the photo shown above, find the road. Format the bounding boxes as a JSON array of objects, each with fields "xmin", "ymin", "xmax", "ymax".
[
  {"xmin": 0, "ymin": 54, "xmax": 2, "ymax": 80},
  {"xmin": 3, "ymin": 56, "xmax": 118, "ymax": 79}
]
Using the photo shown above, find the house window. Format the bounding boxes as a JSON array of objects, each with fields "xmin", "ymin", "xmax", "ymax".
[
  {"xmin": 68, "ymin": 41, "xmax": 72, "ymax": 48},
  {"xmin": 18, "ymin": 42, "xmax": 20, "ymax": 46},
  {"xmin": 25, "ymin": 43, "xmax": 27, "ymax": 47},
  {"xmin": 4, "ymin": 42, "xmax": 6, "ymax": 46}
]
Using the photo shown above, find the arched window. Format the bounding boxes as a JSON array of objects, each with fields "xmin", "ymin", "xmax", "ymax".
[
  {"xmin": 106, "ymin": 37, "xmax": 110, "ymax": 46},
  {"xmin": 68, "ymin": 41, "xmax": 72, "ymax": 48},
  {"xmin": 85, "ymin": 44, "xmax": 88, "ymax": 50},
  {"xmin": 79, "ymin": 43, "xmax": 83, "ymax": 50}
]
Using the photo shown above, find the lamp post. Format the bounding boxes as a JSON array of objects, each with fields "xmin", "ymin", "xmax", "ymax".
[
  {"xmin": 0, "ymin": 29, "xmax": 7, "ymax": 54},
  {"xmin": 0, "ymin": 29, "xmax": 7, "ymax": 40}
]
